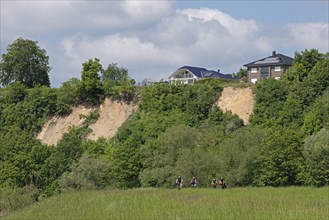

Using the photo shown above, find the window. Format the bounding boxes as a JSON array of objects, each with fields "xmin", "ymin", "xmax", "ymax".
[
  {"xmin": 275, "ymin": 77, "xmax": 280, "ymax": 80},
  {"xmin": 251, "ymin": 68, "xmax": 257, "ymax": 73},
  {"xmin": 251, "ymin": 78, "xmax": 257, "ymax": 83},
  {"xmin": 260, "ymin": 66, "xmax": 269, "ymax": 79},
  {"xmin": 275, "ymin": 66, "xmax": 281, "ymax": 72}
]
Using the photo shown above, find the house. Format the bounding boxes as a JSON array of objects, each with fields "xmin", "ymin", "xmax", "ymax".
[
  {"xmin": 168, "ymin": 66, "xmax": 236, "ymax": 84},
  {"xmin": 243, "ymin": 51, "xmax": 293, "ymax": 84},
  {"xmin": 140, "ymin": 78, "xmax": 155, "ymax": 86}
]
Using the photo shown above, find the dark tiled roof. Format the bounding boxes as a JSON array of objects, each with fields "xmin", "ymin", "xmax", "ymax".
[
  {"xmin": 181, "ymin": 66, "xmax": 208, "ymax": 78},
  {"xmin": 172, "ymin": 66, "xmax": 235, "ymax": 79},
  {"xmin": 244, "ymin": 53, "xmax": 293, "ymax": 67}
]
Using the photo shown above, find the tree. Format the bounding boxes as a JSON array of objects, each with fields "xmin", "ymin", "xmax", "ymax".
[
  {"xmin": 302, "ymin": 91, "xmax": 329, "ymax": 135},
  {"xmin": 303, "ymin": 129, "xmax": 329, "ymax": 186},
  {"xmin": 254, "ymin": 128, "xmax": 304, "ymax": 186},
  {"xmin": 102, "ymin": 63, "xmax": 129, "ymax": 87},
  {"xmin": 59, "ymin": 153, "xmax": 111, "ymax": 190},
  {"xmin": 235, "ymin": 67, "xmax": 247, "ymax": 82},
  {"xmin": 284, "ymin": 49, "xmax": 326, "ymax": 83},
  {"xmin": 0, "ymin": 38, "xmax": 50, "ymax": 88},
  {"xmin": 249, "ymin": 78, "xmax": 288, "ymax": 126},
  {"xmin": 218, "ymin": 127, "xmax": 265, "ymax": 186},
  {"xmin": 102, "ymin": 63, "xmax": 136, "ymax": 99},
  {"xmin": 78, "ymin": 58, "xmax": 104, "ymax": 105},
  {"xmin": 56, "ymin": 77, "xmax": 80, "ymax": 114}
]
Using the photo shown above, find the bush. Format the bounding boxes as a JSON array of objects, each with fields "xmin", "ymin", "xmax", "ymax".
[
  {"xmin": 303, "ymin": 129, "xmax": 329, "ymax": 186},
  {"xmin": 59, "ymin": 154, "xmax": 111, "ymax": 190},
  {"xmin": 0, "ymin": 185, "xmax": 38, "ymax": 217},
  {"xmin": 218, "ymin": 127, "xmax": 265, "ymax": 186}
]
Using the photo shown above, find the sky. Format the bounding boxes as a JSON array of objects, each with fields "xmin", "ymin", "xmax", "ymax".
[{"xmin": 1, "ymin": 0, "xmax": 328, "ymax": 87}]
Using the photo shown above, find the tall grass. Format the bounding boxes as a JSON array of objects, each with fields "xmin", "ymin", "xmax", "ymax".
[
  {"xmin": 0, "ymin": 186, "xmax": 38, "ymax": 217},
  {"xmin": 4, "ymin": 187, "xmax": 328, "ymax": 219}
]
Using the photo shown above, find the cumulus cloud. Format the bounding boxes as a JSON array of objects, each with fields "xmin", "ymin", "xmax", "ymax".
[
  {"xmin": 52, "ymin": 7, "xmax": 273, "ymax": 84},
  {"xmin": 179, "ymin": 8, "xmax": 259, "ymax": 37},
  {"xmin": 122, "ymin": 0, "xmax": 173, "ymax": 20},
  {"xmin": 286, "ymin": 22, "xmax": 329, "ymax": 52},
  {"xmin": 1, "ymin": 1, "xmax": 328, "ymax": 87},
  {"xmin": 1, "ymin": 0, "xmax": 172, "ymax": 37}
]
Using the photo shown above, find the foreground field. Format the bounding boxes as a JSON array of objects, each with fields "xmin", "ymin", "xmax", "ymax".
[{"xmin": 4, "ymin": 187, "xmax": 328, "ymax": 219}]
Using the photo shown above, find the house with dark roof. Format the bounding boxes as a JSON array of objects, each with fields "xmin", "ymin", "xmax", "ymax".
[
  {"xmin": 243, "ymin": 51, "xmax": 293, "ymax": 83},
  {"xmin": 168, "ymin": 66, "xmax": 236, "ymax": 84}
]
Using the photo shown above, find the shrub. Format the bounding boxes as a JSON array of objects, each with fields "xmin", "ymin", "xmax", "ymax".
[
  {"xmin": 59, "ymin": 154, "xmax": 111, "ymax": 190},
  {"xmin": 0, "ymin": 185, "xmax": 38, "ymax": 217},
  {"xmin": 303, "ymin": 128, "xmax": 329, "ymax": 186}
]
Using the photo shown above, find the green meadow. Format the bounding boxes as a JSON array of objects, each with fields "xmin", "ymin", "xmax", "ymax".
[{"xmin": 4, "ymin": 187, "xmax": 328, "ymax": 219}]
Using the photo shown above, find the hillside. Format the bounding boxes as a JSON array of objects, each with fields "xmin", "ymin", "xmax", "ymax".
[
  {"xmin": 87, "ymin": 99, "xmax": 138, "ymax": 141},
  {"xmin": 36, "ymin": 106, "xmax": 96, "ymax": 145},
  {"xmin": 36, "ymin": 87, "xmax": 254, "ymax": 145},
  {"xmin": 217, "ymin": 87, "xmax": 255, "ymax": 125},
  {"xmin": 37, "ymin": 98, "xmax": 137, "ymax": 145},
  {"xmin": 1, "ymin": 49, "xmax": 328, "ymax": 218}
]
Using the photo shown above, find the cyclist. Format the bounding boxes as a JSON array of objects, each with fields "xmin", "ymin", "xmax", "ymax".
[
  {"xmin": 190, "ymin": 176, "xmax": 197, "ymax": 188},
  {"xmin": 176, "ymin": 176, "xmax": 183, "ymax": 190}
]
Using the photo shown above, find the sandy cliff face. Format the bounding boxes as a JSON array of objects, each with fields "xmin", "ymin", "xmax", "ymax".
[
  {"xmin": 217, "ymin": 87, "xmax": 255, "ymax": 125},
  {"xmin": 37, "ymin": 106, "xmax": 95, "ymax": 145},
  {"xmin": 37, "ymin": 87, "xmax": 254, "ymax": 145},
  {"xmin": 87, "ymin": 99, "xmax": 138, "ymax": 141},
  {"xmin": 37, "ymin": 98, "xmax": 137, "ymax": 145}
]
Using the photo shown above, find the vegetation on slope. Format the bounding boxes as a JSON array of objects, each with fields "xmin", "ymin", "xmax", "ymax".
[{"xmin": 0, "ymin": 38, "xmax": 328, "ymax": 216}]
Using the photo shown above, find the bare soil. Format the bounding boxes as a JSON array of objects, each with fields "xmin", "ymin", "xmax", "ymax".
[
  {"xmin": 37, "ymin": 106, "xmax": 95, "ymax": 145},
  {"xmin": 37, "ymin": 98, "xmax": 137, "ymax": 145},
  {"xmin": 217, "ymin": 87, "xmax": 255, "ymax": 125},
  {"xmin": 37, "ymin": 87, "xmax": 254, "ymax": 145},
  {"xmin": 87, "ymin": 99, "xmax": 138, "ymax": 141}
]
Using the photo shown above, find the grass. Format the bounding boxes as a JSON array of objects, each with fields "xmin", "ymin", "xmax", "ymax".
[{"xmin": 3, "ymin": 187, "xmax": 328, "ymax": 219}]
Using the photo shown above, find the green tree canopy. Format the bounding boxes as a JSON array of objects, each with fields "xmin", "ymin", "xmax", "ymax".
[
  {"xmin": 102, "ymin": 63, "xmax": 129, "ymax": 87},
  {"xmin": 303, "ymin": 129, "xmax": 329, "ymax": 186},
  {"xmin": 0, "ymin": 38, "xmax": 51, "ymax": 88},
  {"xmin": 235, "ymin": 67, "xmax": 247, "ymax": 81},
  {"xmin": 285, "ymin": 49, "xmax": 327, "ymax": 83},
  {"xmin": 102, "ymin": 63, "xmax": 135, "ymax": 99},
  {"xmin": 78, "ymin": 58, "xmax": 104, "ymax": 105}
]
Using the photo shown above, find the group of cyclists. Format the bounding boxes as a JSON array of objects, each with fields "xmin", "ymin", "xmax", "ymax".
[{"xmin": 176, "ymin": 176, "xmax": 226, "ymax": 190}]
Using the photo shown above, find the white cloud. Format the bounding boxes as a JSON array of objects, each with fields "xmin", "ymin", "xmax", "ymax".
[
  {"xmin": 179, "ymin": 8, "xmax": 259, "ymax": 37},
  {"xmin": 1, "ymin": 0, "xmax": 172, "ymax": 36},
  {"xmin": 1, "ymin": 1, "xmax": 328, "ymax": 87},
  {"xmin": 123, "ymin": 1, "xmax": 173, "ymax": 20},
  {"xmin": 52, "ymin": 7, "xmax": 271, "ymax": 84},
  {"xmin": 286, "ymin": 22, "xmax": 329, "ymax": 52}
]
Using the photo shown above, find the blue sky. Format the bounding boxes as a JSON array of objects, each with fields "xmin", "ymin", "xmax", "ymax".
[
  {"xmin": 1, "ymin": 0, "xmax": 328, "ymax": 87},
  {"xmin": 176, "ymin": 1, "xmax": 328, "ymax": 23}
]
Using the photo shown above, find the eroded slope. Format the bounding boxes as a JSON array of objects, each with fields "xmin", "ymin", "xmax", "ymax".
[{"xmin": 217, "ymin": 87, "xmax": 255, "ymax": 125}]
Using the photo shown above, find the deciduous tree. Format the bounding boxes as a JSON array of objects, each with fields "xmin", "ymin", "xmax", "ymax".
[{"xmin": 0, "ymin": 38, "xmax": 50, "ymax": 88}]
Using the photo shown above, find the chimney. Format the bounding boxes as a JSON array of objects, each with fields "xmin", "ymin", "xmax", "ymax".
[
  {"xmin": 272, "ymin": 51, "xmax": 276, "ymax": 56},
  {"xmin": 218, "ymin": 69, "xmax": 220, "ymax": 73}
]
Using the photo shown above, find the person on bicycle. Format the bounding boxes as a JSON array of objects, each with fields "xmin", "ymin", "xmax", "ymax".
[
  {"xmin": 219, "ymin": 177, "xmax": 227, "ymax": 189},
  {"xmin": 176, "ymin": 176, "xmax": 183, "ymax": 190},
  {"xmin": 211, "ymin": 178, "xmax": 217, "ymax": 189},
  {"xmin": 190, "ymin": 176, "xmax": 197, "ymax": 188}
]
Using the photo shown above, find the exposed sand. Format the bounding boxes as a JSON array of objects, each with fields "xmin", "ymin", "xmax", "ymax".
[{"xmin": 217, "ymin": 87, "xmax": 255, "ymax": 125}]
